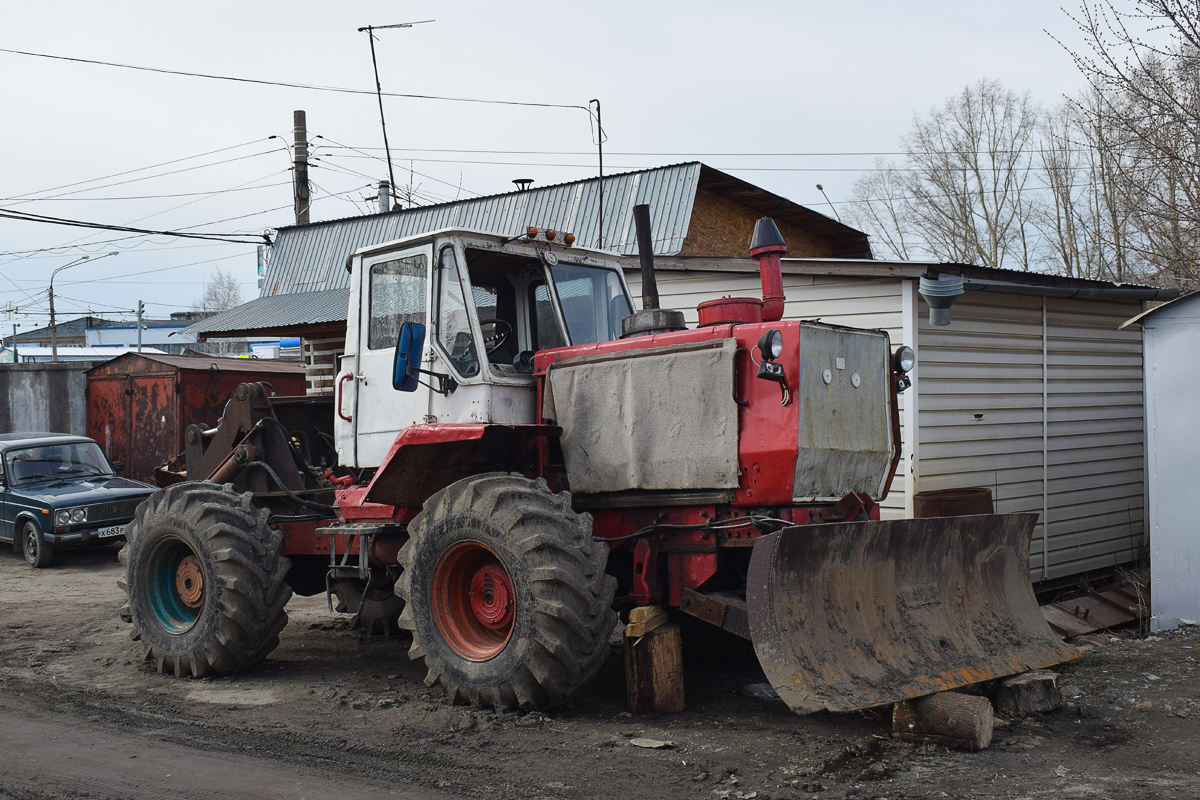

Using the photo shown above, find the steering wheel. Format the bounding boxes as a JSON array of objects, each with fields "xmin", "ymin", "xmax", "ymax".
[
  {"xmin": 448, "ymin": 331, "xmax": 480, "ymax": 377},
  {"xmin": 479, "ymin": 319, "xmax": 513, "ymax": 355}
]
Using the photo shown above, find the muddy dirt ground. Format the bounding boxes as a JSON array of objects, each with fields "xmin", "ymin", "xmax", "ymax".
[{"xmin": 2, "ymin": 545, "xmax": 1198, "ymax": 800}]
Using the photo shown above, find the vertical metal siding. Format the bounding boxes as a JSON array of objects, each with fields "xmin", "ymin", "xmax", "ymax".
[
  {"xmin": 918, "ymin": 293, "xmax": 1050, "ymax": 573},
  {"xmin": 916, "ymin": 291, "xmax": 1145, "ymax": 581},
  {"xmin": 1044, "ymin": 297, "xmax": 1145, "ymax": 580}
]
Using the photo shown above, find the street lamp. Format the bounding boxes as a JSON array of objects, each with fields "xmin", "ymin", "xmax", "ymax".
[{"xmin": 49, "ymin": 252, "xmax": 118, "ymax": 361}]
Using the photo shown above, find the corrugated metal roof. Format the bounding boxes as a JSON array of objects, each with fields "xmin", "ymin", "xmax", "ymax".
[
  {"xmin": 259, "ymin": 163, "xmax": 707, "ymax": 296},
  {"xmin": 86, "ymin": 352, "xmax": 308, "ymax": 374},
  {"xmin": 183, "ymin": 289, "xmax": 349, "ymax": 336},
  {"xmin": 187, "ymin": 162, "xmax": 875, "ymax": 338}
]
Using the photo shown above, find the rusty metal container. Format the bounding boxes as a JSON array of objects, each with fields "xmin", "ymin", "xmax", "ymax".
[
  {"xmin": 913, "ymin": 487, "xmax": 994, "ymax": 518},
  {"xmin": 86, "ymin": 353, "xmax": 307, "ymax": 483}
]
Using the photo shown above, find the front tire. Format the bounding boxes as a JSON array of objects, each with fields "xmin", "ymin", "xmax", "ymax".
[
  {"xmin": 21, "ymin": 520, "xmax": 52, "ymax": 568},
  {"xmin": 118, "ymin": 482, "xmax": 292, "ymax": 677},
  {"xmin": 397, "ymin": 473, "xmax": 616, "ymax": 711}
]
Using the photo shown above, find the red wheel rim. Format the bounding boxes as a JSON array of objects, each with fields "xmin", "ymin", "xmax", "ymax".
[{"xmin": 432, "ymin": 542, "xmax": 515, "ymax": 661}]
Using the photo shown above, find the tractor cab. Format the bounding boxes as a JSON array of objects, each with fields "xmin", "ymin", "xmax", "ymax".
[{"xmin": 337, "ymin": 229, "xmax": 633, "ymax": 468}]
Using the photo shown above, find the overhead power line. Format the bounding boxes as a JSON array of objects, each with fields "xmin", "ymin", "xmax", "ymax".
[
  {"xmin": 6, "ymin": 150, "xmax": 280, "ymax": 207},
  {"xmin": 1, "ymin": 181, "xmax": 292, "ymax": 202},
  {"xmin": 0, "ymin": 207, "xmax": 271, "ymax": 245},
  {"xmin": 4, "ymin": 139, "xmax": 267, "ymax": 203},
  {"xmin": 0, "ymin": 47, "xmax": 587, "ymax": 112}
]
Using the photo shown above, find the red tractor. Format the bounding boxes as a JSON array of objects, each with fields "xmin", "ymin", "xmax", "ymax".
[{"xmin": 120, "ymin": 208, "xmax": 1074, "ymax": 713}]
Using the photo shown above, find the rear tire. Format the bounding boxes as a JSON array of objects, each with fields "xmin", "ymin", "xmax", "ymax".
[
  {"xmin": 397, "ymin": 473, "xmax": 616, "ymax": 711},
  {"xmin": 118, "ymin": 482, "xmax": 292, "ymax": 677},
  {"xmin": 333, "ymin": 576, "xmax": 403, "ymax": 637},
  {"xmin": 21, "ymin": 520, "xmax": 52, "ymax": 568}
]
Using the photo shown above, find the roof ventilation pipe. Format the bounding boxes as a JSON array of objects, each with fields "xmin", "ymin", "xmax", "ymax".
[
  {"xmin": 750, "ymin": 218, "xmax": 788, "ymax": 322},
  {"xmin": 620, "ymin": 205, "xmax": 686, "ymax": 338},
  {"xmin": 918, "ymin": 273, "xmax": 965, "ymax": 326}
]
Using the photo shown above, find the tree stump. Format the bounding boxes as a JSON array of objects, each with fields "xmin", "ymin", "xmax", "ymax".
[
  {"xmin": 994, "ymin": 670, "xmax": 1063, "ymax": 717},
  {"xmin": 893, "ymin": 691, "xmax": 994, "ymax": 750},
  {"xmin": 625, "ymin": 622, "xmax": 685, "ymax": 714}
]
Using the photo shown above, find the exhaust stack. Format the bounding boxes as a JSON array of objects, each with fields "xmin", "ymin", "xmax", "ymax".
[
  {"xmin": 620, "ymin": 204, "xmax": 686, "ymax": 338},
  {"xmin": 750, "ymin": 218, "xmax": 787, "ymax": 323}
]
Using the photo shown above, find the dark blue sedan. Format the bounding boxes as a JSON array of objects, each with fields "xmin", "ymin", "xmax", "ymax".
[{"xmin": 0, "ymin": 433, "xmax": 158, "ymax": 568}]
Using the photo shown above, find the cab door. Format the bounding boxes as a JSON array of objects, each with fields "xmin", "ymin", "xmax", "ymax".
[{"xmin": 345, "ymin": 245, "xmax": 433, "ymax": 469}]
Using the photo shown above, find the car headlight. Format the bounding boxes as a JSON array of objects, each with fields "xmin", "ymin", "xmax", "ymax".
[
  {"xmin": 893, "ymin": 346, "xmax": 916, "ymax": 374},
  {"xmin": 54, "ymin": 508, "xmax": 88, "ymax": 526}
]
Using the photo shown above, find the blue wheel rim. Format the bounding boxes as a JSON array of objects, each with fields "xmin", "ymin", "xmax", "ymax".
[{"xmin": 145, "ymin": 537, "xmax": 201, "ymax": 634}]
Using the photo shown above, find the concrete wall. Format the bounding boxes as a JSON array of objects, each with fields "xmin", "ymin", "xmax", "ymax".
[{"xmin": 0, "ymin": 362, "xmax": 100, "ymax": 435}]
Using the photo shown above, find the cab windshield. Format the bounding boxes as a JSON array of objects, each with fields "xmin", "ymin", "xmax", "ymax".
[
  {"xmin": 549, "ymin": 263, "xmax": 632, "ymax": 345},
  {"xmin": 436, "ymin": 246, "xmax": 633, "ymax": 382},
  {"xmin": 6, "ymin": 441, "xmax": 113, "ymax": 485}
]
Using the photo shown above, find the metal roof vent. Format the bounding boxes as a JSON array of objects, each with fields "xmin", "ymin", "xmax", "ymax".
[{"xmin": 918, "ymin": 273, "xmax": 965, "ymax": 326}]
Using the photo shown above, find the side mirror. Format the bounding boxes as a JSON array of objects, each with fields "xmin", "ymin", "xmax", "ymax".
[
  {"xmin": 393, "ymin": 322, "xmax": 426, "ymax": 392},
  {"xmin": 110, "ymin": 461, "xmax": 125, "ymax": 473}
]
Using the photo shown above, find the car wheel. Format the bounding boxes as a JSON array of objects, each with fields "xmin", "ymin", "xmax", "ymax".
[{"xmin": 21, "ymin": 520, "xmax": 53, "ymax": 568}]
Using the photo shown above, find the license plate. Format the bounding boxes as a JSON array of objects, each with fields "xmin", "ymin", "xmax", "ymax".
[{"xmin": 96, "ymin": 524, "xmax": 126, "ymax": 539}]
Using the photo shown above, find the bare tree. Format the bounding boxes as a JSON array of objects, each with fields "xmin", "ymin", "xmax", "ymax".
[
  {"xmin": 193, "ymin": 268, "xmax": 246, "ymax": 355},
  {"xmin": 847, "ymin": 80, "xmax": 1042, "ymax": 270},
  {"xmin": 1058, "ymin": 0, "xmax": 1200, "ymax": 285},
  {"xmin": 195, "ymin": 269, "xmax": 243, "ymax": 314},
  {"xmin": 845, "ymin": 160, "xmax": 914, "ymax": 261},
  {"xmin": 1033, "ymin": 94, "xmax": 1140, "ymax": 281}
]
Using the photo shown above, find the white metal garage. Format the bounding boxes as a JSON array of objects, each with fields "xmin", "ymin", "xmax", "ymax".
[{"xmin": 1122, "ymin": 293, "xmax": 1200, "ymax": 631}]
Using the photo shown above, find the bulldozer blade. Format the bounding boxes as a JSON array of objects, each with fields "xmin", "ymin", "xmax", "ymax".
[{"xmin": 746, "ymin": 514, "xmax": 1079, "ymax": 714}]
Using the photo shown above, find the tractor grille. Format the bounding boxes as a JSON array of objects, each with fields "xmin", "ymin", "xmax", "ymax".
[{"xmin": 88, "ymin": 498, "xmax": 145, "ymax": 524}]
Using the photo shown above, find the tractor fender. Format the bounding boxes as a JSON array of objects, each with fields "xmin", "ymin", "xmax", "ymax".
[{"xmin": 363, "ymin": 423, "xmax": 560, "ymax": 508}]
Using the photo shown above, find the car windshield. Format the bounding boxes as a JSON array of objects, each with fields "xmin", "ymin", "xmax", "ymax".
[{"xmin": 6, "ymin": 441, "xmax": 113, "ymax": 485}]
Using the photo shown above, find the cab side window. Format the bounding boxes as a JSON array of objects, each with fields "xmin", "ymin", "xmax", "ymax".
[
  {"xmin": 437, "ymin": 246, "xmax": 480, "ymax": 377},
  {"xmin": 368, "ymin": 254, "xmax": 427, "ymax": 351}
]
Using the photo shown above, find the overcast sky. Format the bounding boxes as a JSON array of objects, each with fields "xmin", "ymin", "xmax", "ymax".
[{"xmin": 1, "ymin": 0, "xmax": 1097, "ymax": 330}]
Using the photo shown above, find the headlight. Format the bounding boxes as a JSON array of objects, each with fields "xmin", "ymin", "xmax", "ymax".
[
  {"xmin": 893, "ymin": 346, "xmax": 916, "ymax": 374},
  {"xmin": 54, "ymin": 508, "xmax": 87, "ymax": 526},
  {"xmin": 757, "ymin": 329, "xmax": 783, "ymax": 361}
]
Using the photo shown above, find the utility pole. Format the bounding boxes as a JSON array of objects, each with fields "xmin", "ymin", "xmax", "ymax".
[
  {"xmin": 137, "ymin": 300, "xmax": 144, "ymax": 353},
  {"xmin": 3, "ymin": 303, "xmax": 13, "ymax": 364},
  {"xmin": 294, "ymin": 110, "xmax": 311, "ymax": 225},
  {"xmin": 358, "ymin": 20, "xmax": 434, "ymax": 212}
]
